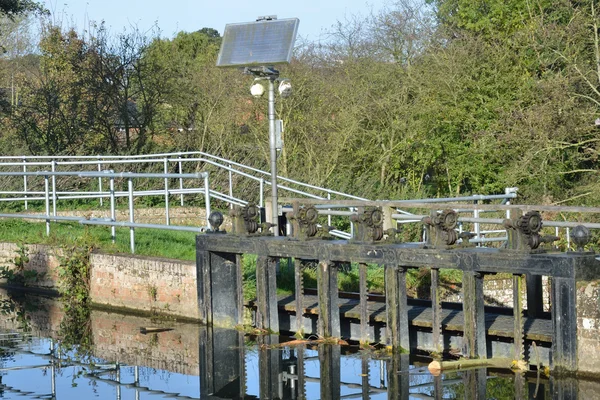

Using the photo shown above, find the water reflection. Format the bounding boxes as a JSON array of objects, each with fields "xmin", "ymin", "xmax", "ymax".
[{"xmin": 0, "ymin": 289, "xmax": 593, "ymax": 399}]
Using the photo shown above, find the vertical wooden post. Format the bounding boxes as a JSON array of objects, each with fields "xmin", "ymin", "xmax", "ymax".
[
  {"xmin": 256, "ymin": 256, "xmax": 279, "ymax": 333},
  {"xmin": 463, "ymin": 369, "xmax": 487, "ymax": 400},
  {"xmin": 295, "ymin": 258, "xmax": 305, "ymax": 335},
  {"xmin": 317, "ymin": 260, "xmax": 340, "ymax": 338},
  {"xmin": 526, "ymin": 273, "xmax": 544, "ymax": 317},
  {"xmin": 296, "ymin": 345, "xmax": 306, "ymax": 400},
  {"xmin": 198, "ymin": 249, "xmax": 241, "ymax": 328},
  {"xmin": 361, "ymin": 352, "xmax": 369, "ymax": 398},
  {"xmin": 319, "ymin": 344, "xmax": 341, "ymax": 400},
  {"xmin": 513, "ymin": 274, "xmax": 524, "ymax": 361},
  {"xmin": 199, "ymin": 326, "xmax": 245, "ymax": 398},
  {"xmin": 196, "ymin": 246, "xmax": 209, "ymax": 323},
  {"xmin": 259, "ymin": 335, "xmax": 282, "ymax": 399},
  {"xmin": 382, "ymin": 206, "xmax": 395, "ymax": 232},
  {"xmin": 551, "ymin": 277, "xmax": 578, "ymax": 372},
  {"xmin": 359, "ymin": 262, "xmax": 370, "ymax": 345},
  {"xmin": 431, "ymin": 268, "xmax": 443, "ymax": 353},
  {"xmin": 387, "ymin": 353, "xmax": 410, "ymax": 399},
  {"xmin": 385, "ymin": 264, "xmax": 410, "ymax": 352},
  {"xmin": 463, "ymin": 271, "xmax": 487, "ymax": 358}
]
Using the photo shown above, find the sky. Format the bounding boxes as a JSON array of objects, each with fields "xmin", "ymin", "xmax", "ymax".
[{"xmin": 42, "ymin": 0, "xmax": 390, "ymax": 41}]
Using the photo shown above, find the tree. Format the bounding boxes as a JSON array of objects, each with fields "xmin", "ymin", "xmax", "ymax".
[{"xmin": 0, "ymin": 0, "xmax": 43, "ymax": 19}]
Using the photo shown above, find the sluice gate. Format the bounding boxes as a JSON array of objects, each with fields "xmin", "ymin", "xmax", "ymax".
[{"xmin": 196, "ymin": 206, "xmax": 600, "ymax": 374}]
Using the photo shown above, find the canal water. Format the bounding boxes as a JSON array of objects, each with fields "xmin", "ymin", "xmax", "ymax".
[{"xmin": 0, "ymin": 289, "xmax": 594, "ymax": 399}]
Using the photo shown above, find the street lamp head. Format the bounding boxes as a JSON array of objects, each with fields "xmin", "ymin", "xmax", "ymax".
[
  {"xmin": 250, "ymin": 82, "xmax": 265, "ymax": 98},
  {"xmin": 278, "ymin": 79, "xmax": 292, "ymax": 98}
]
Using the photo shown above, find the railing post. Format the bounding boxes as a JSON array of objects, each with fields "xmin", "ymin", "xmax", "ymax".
[
  {"xmin": 228, "ymin": 163, "xmax": 233, "ymax": 209},
  {"xmin": 203, "ymin": 173, "xmax": 211, "ymax": 227},
  {"xmin": 22, "ymin": 157, "xmax": 28, "ymax": 211},
  {"xmin": 128, "ymin": 178, "xmax": 135, "ymax": 254},
  {"xmin": 51, "ymin": 160, "xmax": 57, "ymax": 217},
  {"xmin": 109, "ymin": 174, "xmax": 116, "ymax": 243},
  {"xmin": 178, "ymin": 153, "xmax": 184, "ymax": 206},
  {"xmin": 164, "ymin": 158, "xmax": 170, "ymax": 226},
  {"xmin": 327, "ymin": 193, "xmax": 332, "ymax": 227},
  {"xmin": 317, "ymin": 260, "xmax": 340, "ymax": 338},
  {"xmin": 44, "ymin": 174, "xmax": 50, "ymax": 236},
  {"xmin": 385, "ymin": 264, "xmax": 409, "ymax": 352},
  {"xmin": 259, "ymin": 178, "xmax": 264, "ymax": 208},
  {"xmin": 474, "ymin": 200, "xmax": 480, "ymax": 245},
  {"xmin": 97, "ymin": 156, "xmax": 103, "ymax": 207}
]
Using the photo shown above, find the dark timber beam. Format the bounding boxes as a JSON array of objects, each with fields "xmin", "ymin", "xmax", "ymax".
[
  {"xmin": 463, "ymin": 271, "xmax": 487, "ymax": 359},
  {"xmin": 317, "ymin": 260, "xmax": 340, "ymax": 338},
  {"xmin": 385, "ymin": 264, "xmax": 409, "ymax": 351},
  {"xmin": 256, "ymin": 256, "xmax": 279, "ymax": 332},
  {"xmin": 551, "ymin": 277, "xmax": 578, "ymax": 373}
]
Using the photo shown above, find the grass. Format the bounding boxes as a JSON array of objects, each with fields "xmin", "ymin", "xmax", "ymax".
[{"xmin": 0, "ymin": 218, "xmax": 197, "ymax": 260}]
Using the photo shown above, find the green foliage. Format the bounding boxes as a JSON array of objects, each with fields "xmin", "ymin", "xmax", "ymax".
[
  {"xmin": 57, "ymin": 246, "xmax": 93, "ymax": 353},
  {"xmin": 1, "ymin": 0, "xmax": 600, "ymax": 205}
]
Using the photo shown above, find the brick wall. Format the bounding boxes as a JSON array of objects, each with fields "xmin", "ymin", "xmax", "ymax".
[
  {"xmin": 89, "ymin": 253, "xmax": 198, "ymax": 320},
  {"xmin": 577, "ymin": 280, "xmax": 600, "ymax": 375}
]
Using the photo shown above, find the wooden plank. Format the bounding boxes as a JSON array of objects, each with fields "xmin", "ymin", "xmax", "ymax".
[{"xmin": 273, "ymin": 293, "xmax": 554, "ymax": 342}]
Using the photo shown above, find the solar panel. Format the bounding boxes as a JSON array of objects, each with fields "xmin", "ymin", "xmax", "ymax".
[{"xmin": 216, "ymin": 18, "xmax": 300, "ymax": 67}]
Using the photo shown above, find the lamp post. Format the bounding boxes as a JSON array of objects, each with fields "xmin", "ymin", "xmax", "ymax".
[{"xmin": 216, "ymin": 16, "xmax": 299, "ymax": 237}]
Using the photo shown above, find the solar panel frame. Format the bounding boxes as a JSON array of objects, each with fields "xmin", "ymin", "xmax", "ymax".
[{"xmin": 216, "ymin": 18, "xmax": 300, "ymax": 68}]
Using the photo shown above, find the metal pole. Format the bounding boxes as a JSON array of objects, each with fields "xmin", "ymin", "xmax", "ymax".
[
  {"xmin": 51, "ymin": 160, "xmax": 57, "ymax": 216},
  {"xmin": 260, "ymin": 178, "xmax": 264, "ymax": 208},
  {"xmin": 50, "ymin": 340, "xmax": 56, "ymax": 398},
  {"xmin": 327, "ymin": 193, "xmax": 332, "ymax": 227},
  {"xmin": 128, "ymin": 179, "xmax": 135, "ymax": 254},
  {"xmin": 228, "ymin": 163, "xmax": 233, "ymax": 209},
  {"xmin": 110, "ymin": 176, "xmax": 116, "ymax": 243},
  {"xmin": 178, "ymin": 155, "xmax": 184, "ymax": 206},
  {"xmin": 44, "ymin": 175, "xmax": 50, "ymax": 236},
  {"xmin": 116, "ymin": 362, "xmax": 121, "ymax": 400},
  {"xmin": 134, "ymin": 365, "xmax": 140, "ymax": 400},
  {"xmin": 97, "ymin": 157, "xmax": 103, "ymax": 206},
  {"xmin": 164, "ymin": 158, "xmax": 170, "ymax": 226},
  {"xmin": 22, "ymin": 157, "xmax": 28, "ymax": 210},
  {"xmin": 204, "ymin": 174, "xmax": 211, "ymax": 227},
  {"xmin": 268, "ymin": 78, "xmax": 279, "ymax": 236}
]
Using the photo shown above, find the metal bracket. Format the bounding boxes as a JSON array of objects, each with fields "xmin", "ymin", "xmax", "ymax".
[
  {"xmin": 503, "ymin": 210, "xmax": 556, "ymax": 253},
  {"xmin": 287, "ymin": 202, "xmax": 319, "ymax": 240},
  {"xmin": 229, "ymin": 204, "xmax": 263, "ymax": 235},
  {"xmin": 350, "ymin": 207, "xmax": 384, "ymax": 243},
  {"xmin": 423, "ymin": 209, "xmax": 458, "ymax": 248}
]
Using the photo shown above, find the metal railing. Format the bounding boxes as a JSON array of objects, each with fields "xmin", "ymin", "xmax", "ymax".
[
  {"xmin": 0, "ymin": 169, "xmax": 211, "ymax": 253},
  {"xmin": 0, "ymin": 152, "xmax": 528, "ymax": 246}
]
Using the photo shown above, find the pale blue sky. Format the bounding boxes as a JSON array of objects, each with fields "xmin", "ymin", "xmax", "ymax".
[{"xmin": 42, "ymin": 0, "xmax": 390, "ymax": 41}]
